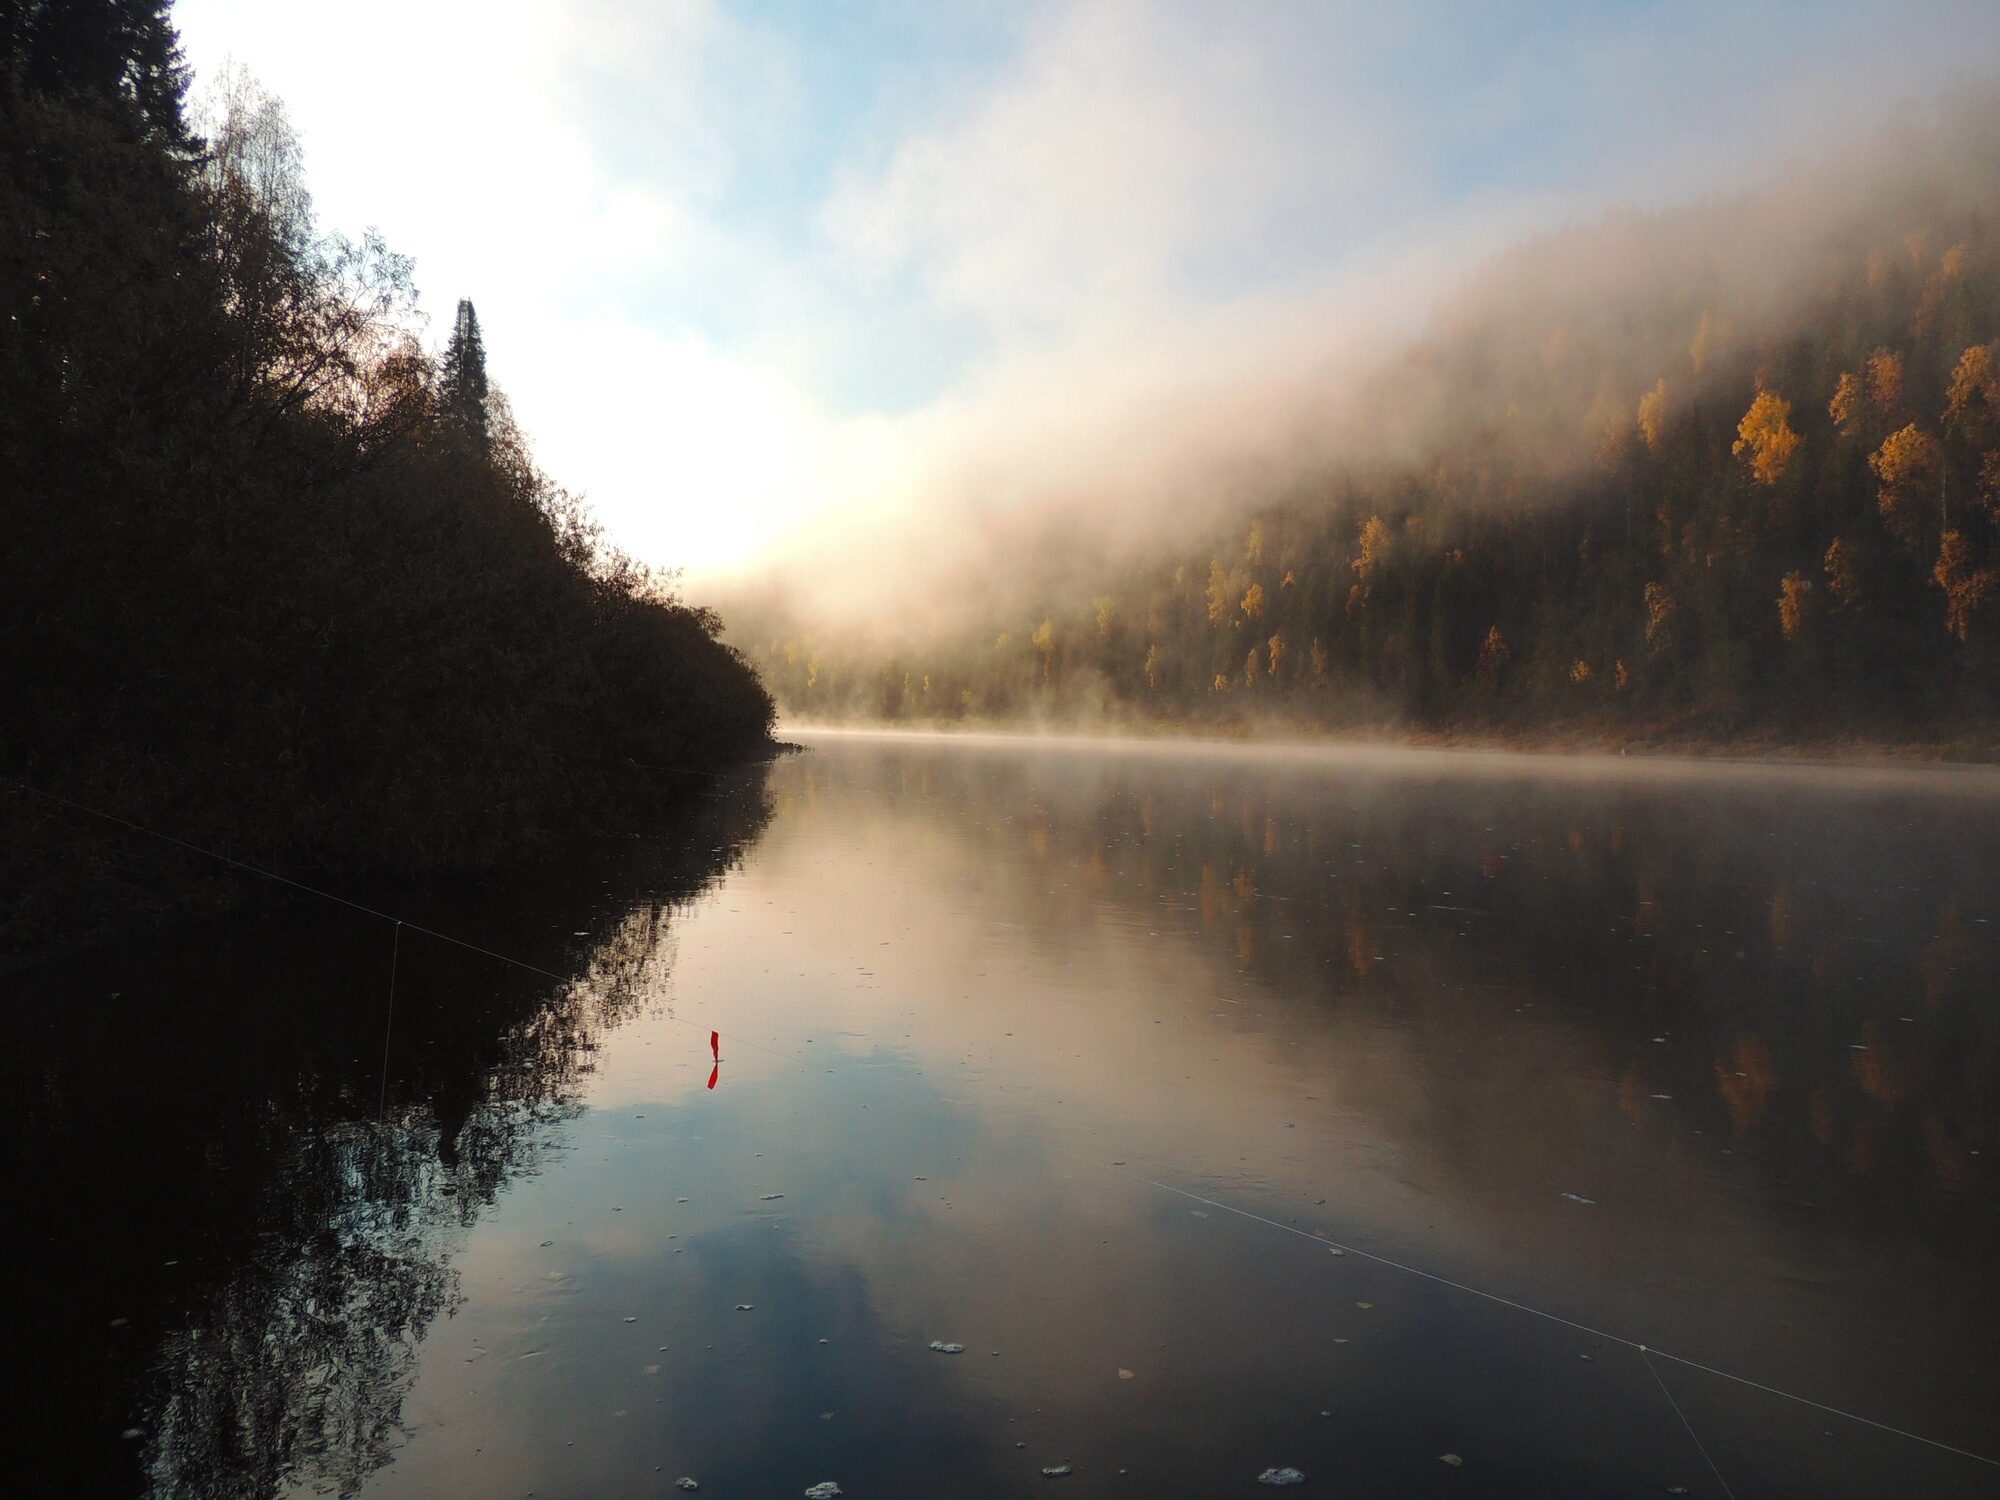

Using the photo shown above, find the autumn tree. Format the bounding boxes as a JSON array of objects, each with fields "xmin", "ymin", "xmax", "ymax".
[
  {"xmin": 1637, "ymin": 380, "xmax": 1669, "ymax": 453},
  {"xmin": 1945, "ymin": 343, "xmax": 1998, "ymax": 445},
  {"xmin": 1870, "ymin": 424, "xmax": 1943, "ymax": 544},
  {"xmin": 1030, "ymin": 618, "xmax": 1055, "ymax": 682},
  {"xmin": 1643, "ymin": 582, "xmax": 1677, "ymax": 652},
  {"xmin": 1205, "ymin": 561, "xmax": 1231, "ymax": 625},
  {"xmin": 1866, "ymin": 348, "xmax": 1904, "ymax": 415},
  {"xmin": 1933, "ymin": 532, "xmax": 1998, "ymax": 641},
  {"xmin": 1733, "ymin": 390, "xmax": 1801, "ymax": 485},
  {"xmin": 1777, "ymin": 572, "xmax": 1812, "ymax": 641},
  {"xmin": 1829, "ymin": 372, "xmax": 1863, "ymax": 434}
]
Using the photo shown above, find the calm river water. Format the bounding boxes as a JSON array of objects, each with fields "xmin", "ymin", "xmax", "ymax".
[{"xmin": 13, "ymin": 731, "xmax": 2000, "ymax": 1498}]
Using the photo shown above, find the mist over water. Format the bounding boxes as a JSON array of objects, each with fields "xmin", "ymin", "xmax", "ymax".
[{"xmin": 16, "ymin": 735, "xmax": 2000, "ymax": 1498}]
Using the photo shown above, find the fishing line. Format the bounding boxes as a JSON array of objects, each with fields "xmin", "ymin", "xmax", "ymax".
[
  {"xmin": 1056, "ymin": 1149, "xmax": 2000, "ymax": 1472},
  {"xmin": 18, "ymin": 774, "xmax": 1995, "ymax": 1474},
  {"xmin": 1644, "ymin": 1345, "xmax": 1738, "ymax": 1499}
]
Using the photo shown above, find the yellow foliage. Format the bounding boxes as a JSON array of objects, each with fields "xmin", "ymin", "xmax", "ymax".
[
  {"xmin": 1941, "ymin": 242, "xmax": 1971, "ymax": 280},
  {"xmin": 1613, "ymin": 659, "xmax": 1631, "ymax": 692},
  {"xmin": 1637, "ymin": 379, "xmax": 1669, "ymax": 453},
  {"xmin": 1143, "ymin": 643, "xmax": 1161, "ymax": 690},
  {"xmin": 1030, "ymin": 619, "xmax": 1055, "ymax": 682},
  {"xmin": 1094, "ymin": 596, "xmax": 1116, "ymax": 638},
  {"xmin": 1245, "ymin": 519, "xmax": 1265, "ymax": 564},
  {"xmin": 1828, "ymin": 371, "xmax": 1862, "ymax": 432},
  {"xmin": 1240, "ymin": 582, "xmax": 1265, "ymax": 622},
  {"xmin": 1476, "ymin": 625, "xmax": 1510, "ymax": 676},
  {"xmin": 1205, "ymin": 560, "xmax": 1232, "ymax": 625},
  {"xmin": 1732, "ymin": 390, "xmax": 1800, "ymax": 485},
  {"xmin": 1870, "ymin": 423, "xmax": 1942, "ymax": 541},
  {"xmin": 1267, "ymin": 633, "xmax": 1285, "ymax": 674},
  {"xmin": 1569, "ymin": 658, "xmax": 1594, "ymax": 685},
  {"xmin": 1934, "ymin": 531, "xmax": 1998, "ymax": 641},
  {"xmin": 1243, "ymin": 646, "xmax": 1260, "ymax": 687},
  {"xmin": 1777, "ymin": 571, "xmax": 1812, "ymax": 641},
  {"xmin": 1352, "ymin": 515, "xmax": 1392, "ymax": 586},
  {"xmin": 1643, "ymin": 582, "xmax": 1676, "ymax": 651},
  {"xmin": 1309, "ymin": 637, "xmax": 1330, "ymax": 681},
  {"xmin": 994, "ymin": 632, "xmax": 1011, "ymax": 650},
  {"xmin": 1211, "ymin": 672, "xmax": 1231, "ymax": 693},
  {"xmin": 1280, "ymin": 569, "xmax": 1297, "ymax": 589},
  {"xmin": 1946, "ymin": 344, "xmax": 1997, "ymax": 427},
  {"xmin": 1866, "ymin": 348, "xmax": 1903, "ymax": 414}
]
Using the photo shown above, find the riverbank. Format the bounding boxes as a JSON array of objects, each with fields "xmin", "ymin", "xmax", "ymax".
[{"xmin": 781, "ymin": 713, "xmax": 2000, "ymax": 769}]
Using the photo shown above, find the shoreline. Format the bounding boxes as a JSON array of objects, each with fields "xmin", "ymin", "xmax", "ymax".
[{"xmin": 782, "ymin": 719, "xmax": 2000, "ymax": 779}]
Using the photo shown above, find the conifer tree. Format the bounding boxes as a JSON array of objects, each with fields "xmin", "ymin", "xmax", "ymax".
[
  {"xmin": 2, "ymin": 0, "xmax": 190, "ymax": 142},
  {"xmin": 440, "ymin": 298, "xmax": 490, "ymax": 448}
]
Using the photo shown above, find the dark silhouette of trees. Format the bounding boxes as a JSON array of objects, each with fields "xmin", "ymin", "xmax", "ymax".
[
  {"xmin": 439, "ymin": 297, "xmax": 491, "ymax": 448},
  {"xmin": 0, "ymin": 6, "xmax": 773, "ymax": 950},
  {"xmin": 1, "ymin": 0, "xmax": 189, "ymax": 142}
]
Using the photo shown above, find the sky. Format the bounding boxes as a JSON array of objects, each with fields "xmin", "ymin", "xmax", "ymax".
[{"xmin": 171, "ymin": 0, "xmax": 2000, "ymax": 590}]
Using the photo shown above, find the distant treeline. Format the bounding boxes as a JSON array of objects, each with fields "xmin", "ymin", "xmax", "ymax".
[
  {"xmin": 743, "ymin": 100, "xmax": 2000, "ymax": 750},
  {"xmin": 1, "ymin": 3, "xmax": 773, "ymax": 949}
]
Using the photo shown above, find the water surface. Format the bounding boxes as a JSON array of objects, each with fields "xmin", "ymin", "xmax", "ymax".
[{"xmin": 14, "ymin": 732, "xmax": 2000, "ymax": 1497}]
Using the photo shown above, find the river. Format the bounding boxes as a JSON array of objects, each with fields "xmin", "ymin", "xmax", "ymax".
[{"xmin": 13, "ymin": 731, "xmax": 2000, "ymax": 1497}]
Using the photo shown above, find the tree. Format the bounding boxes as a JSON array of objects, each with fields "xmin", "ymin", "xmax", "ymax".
[
  {"xmin": 1777, "ymin": 572, "xmax": 1812, "ymax": 641},
  {"xmin": 1205, "ymin": 561, "xmax": 1231, "ymax": 625},
  {"xmin": 1733, "ymin": 390, "xmax": 1801, "ymax": 485},
  {"xmin": 1829, "ymin": 372, "xmax": 1863, "ymax": 434},
  {"xmin": 1030, "ymin": 618, "xmax": 1055, "ymax": 682},
  {"xmin": 1637, "ymin": 379, "xmax": 1669, "ymax": 453},
  {"xmin": 1823, "ymin": 537, "xmax": 1863, "ymax": 606},
  {"xmin": 1871, "ymin": 424, "xmax": 1943, "ymax": 543},
  {"xmin": 2, "ymin": 0, "xmax": 190, "ymax": 142},
  {"xmin": 440, "ymin": 298, "xmax": 491, "ymax": 448},
  {"xmin": 1866, "ymin": 348, "xmax": 1904, "ymax": 416},
  {"xmin": 1933, "ymin": 532, "xmax": 1997, "ymax": 641}
]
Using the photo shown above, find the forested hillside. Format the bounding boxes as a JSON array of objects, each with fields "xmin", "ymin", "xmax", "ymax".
[
  {"xmin": 1, "ymin": 3, "xmax": 774, "ymax": 949},
  {"xmin": 739, "ymin": 94, "xmax": 2000, "ymax": 750}
]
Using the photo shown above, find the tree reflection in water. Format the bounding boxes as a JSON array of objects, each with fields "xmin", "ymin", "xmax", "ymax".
[{"xmin": 10, "ymin": 768, "xmax": 774, "ymax": 1500}]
